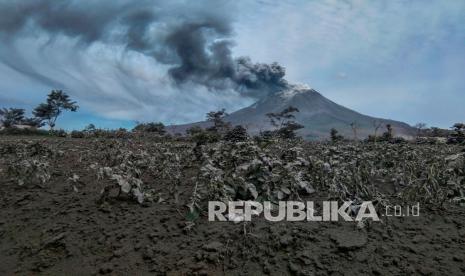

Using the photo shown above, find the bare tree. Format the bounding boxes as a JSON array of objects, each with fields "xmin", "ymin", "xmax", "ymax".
[
  {"xmin": 350, "ymin": 121, "xmax": 359, "ymax": 140},
  {"xmin": 382, "ymin": 124, "xmax": 393, "ymax": 141},
  {"xmin": 414, "ymin": 122, "xmax": 427, "ymax": 138},
  {"xmin": 372, "ymin": 120, "xmax": 382, "ymax": 142}
]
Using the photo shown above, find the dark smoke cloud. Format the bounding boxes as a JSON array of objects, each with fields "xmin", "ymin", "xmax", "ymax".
[{"xmin": 0, "ymin": 0, "xmax": 288, "ymax": 99}]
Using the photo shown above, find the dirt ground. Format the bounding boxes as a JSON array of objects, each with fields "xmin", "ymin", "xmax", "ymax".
[{"xmin": 0, "ymin": 137, "xmax": 464, "ymax": 275}]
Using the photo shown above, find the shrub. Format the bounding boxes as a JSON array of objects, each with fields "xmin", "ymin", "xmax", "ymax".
[
  {"xmin": 71, "ymin": 130, "xmax": 85, "ymax": 138},
  {"xmin": 447, "ymin": 123, "xmax": 465, "ymax": 144},
  {"xmin": 133, "ymin": 122, "xmax": 166, "ymax": 135},
  {"xmin": 223, "ymin": 125, "xmax": 249, "ymax": 142},
  {"xmin": 0, "ymin": 127, "xmax": 49, "ymax": 136},
  {"xmin": 49, "ymin": 129, "xmax": 67, "ymax": 137}
]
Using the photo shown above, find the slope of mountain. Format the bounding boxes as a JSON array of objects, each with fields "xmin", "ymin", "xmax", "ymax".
[{"xmin": 168, "ymin": 85, "xmax": 415, "ymax": 140}]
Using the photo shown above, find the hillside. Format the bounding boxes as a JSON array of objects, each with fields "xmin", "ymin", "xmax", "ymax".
[{"xmin": 169, "ymin": 85, "xmax": 415, "ymax": 140}]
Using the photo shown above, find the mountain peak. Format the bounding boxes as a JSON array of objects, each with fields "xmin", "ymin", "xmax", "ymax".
[
  {"xmin": 168, "ymin": 87, "xmax": 415, "ymax": 140},
  {"xmin": 277, "ymin": 84, "xmax": 314, "ymax": 100}
]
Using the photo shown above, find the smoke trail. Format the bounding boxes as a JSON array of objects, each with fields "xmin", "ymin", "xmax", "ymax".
[{"xmin": 0, "ymin": 0, "xmax": 288, "ymax": 99}]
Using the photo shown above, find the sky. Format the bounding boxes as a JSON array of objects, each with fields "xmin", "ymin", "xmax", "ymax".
[{"xmin": 0, "ymin": 0, "xmax": 464, "ymax": 130}]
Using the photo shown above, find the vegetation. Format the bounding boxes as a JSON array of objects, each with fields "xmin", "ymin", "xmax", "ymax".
[
  {"xmin": 224, "ymin": 125, "xmax": 249, "ymax": 142},
  {"xmin": 2, "ymin": 134, "xmax": 463, "ymax": 209},
  {"xmin": 206, "ymin": 109, "xmax": 231, "ymax": 135},
  {"xmin": 133, "ymin": 122, "xmax": 166, "ymax": 135},
  {"xmin": 0, "ymin": 108, "xmax": 43, "ymax": 128},
  {"xmin": 330, "ymin": 128, "xmax": 344, "ymax": 142},
  {"xmin": 414, "ymin": 122, "xmax": 427, "ymax": 137},
  {"xmin": 33, "ymin": 90, "xmax": 78, "ymax": 130},
  {"xmin": 448, "ymin": 123, "xmax": 465, "ymax": 144},
  {"xmin": 350, "ymin": 121, "xmax": 359, "ymax": 140},
  {"xmin": 0, "ymin": 108, "xmax": 26, "ymax": 128},
  {"xmin": 266, "ymin": 106, "xmax": 304, "ymax": 139}
]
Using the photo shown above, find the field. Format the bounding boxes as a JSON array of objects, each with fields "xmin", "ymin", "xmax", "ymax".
[{"xmin": 1, "ymin": 136, "xmax": 464, "ymax": 275}]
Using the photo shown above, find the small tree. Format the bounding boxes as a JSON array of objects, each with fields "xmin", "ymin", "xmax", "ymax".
[
  {"xmin": 33, "ymin": 90, "xmax": 78, "ymax": 130},
  {"xmin": 0, "ymin": 108, "xmax": 25, "ymax": 128},
  {"xmin": 448, "ymin": 123, "xmax": 465, "ymax": 144},
  {"xmin": 85, "ymin": 124, "xmax": 96, "ymax": 132},
  {"xmin": 381, "ymin": 124, "xmax": 393, "ymax": 141},
  {"xmin": 452, "ymin": 123, "xmax": 465, "ymax": 133},
  {"xmin": 266, "ymin": 106, "xmax": 303, "ymax": 139},
  {"xmin": 430, "ymin": 127, "xmax": 441, "ymax": 137},
  {"xmin": 330, "ymin": 128, "xmax": 344, "ymax": 142},
  {"xmin": 350, "ymin": 121, "xmax": 359, "ymax": 140},
  {"xmin": 414, "ymin": 122, "xmax": 427, "ymax": 138},
  {"xmin": 372, "ymin": 120, "xmax": 382, "ymax": 142},
  {"xmin": 206, "ymin": 109, "xmax": 231, "ymax": 135}
]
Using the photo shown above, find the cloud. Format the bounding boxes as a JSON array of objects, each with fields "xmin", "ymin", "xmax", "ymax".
[
  {"xmin": 232, "ymin": 0, "xmax": 465, "ymax": 127},
  {"xmin": 0, "ymin": 0, "xmax": 289, "ymax": 123},
  {"xmin": 0, "ymin": 0, "xmax": 464, "ymax": 128}
]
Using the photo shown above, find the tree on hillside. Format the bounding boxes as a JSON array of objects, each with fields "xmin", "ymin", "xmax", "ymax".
[
  {"xmin": 266, "ymin": 106, "xmax": 303, "ymax": 139},
  {"xmin": 0, "ymin": 108, "xmax": 25, "ymax": 128},
  {"xmin": 350, "ymin": 121, "xmax": 359, "ymax": 140},
  {"xmin": 330, "ymin": 128, "xmax": 343, "ymax": 142},
  {"xmin": 414, "ymin": 122, "xmax": 427, "ymax": 138},
  {"xmin": 206, "ymin": 109, "xmax": 231, "ymax": 134},
  {"xmin": 449, "ymin": 123, "xmax": 465, "ymax": 144},
  {"xmin": 382, "ymin": 124, "xmax": 394, "ymax": 141},
  {"xmin": 372, "ymin": 120, "xmax": 382, "ymax": 142},
  {"xmin": 33, "ymin": 90, "xmax": 78, "ymax": 130}
]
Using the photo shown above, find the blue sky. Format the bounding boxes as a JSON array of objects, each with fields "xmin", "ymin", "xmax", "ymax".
[{"xmin": 0, "ymin": 0, "xmax": 464, "ymax": 130}]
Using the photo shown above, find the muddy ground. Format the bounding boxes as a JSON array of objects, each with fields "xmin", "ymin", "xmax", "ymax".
[{"xmin": 0, "ymin": 137, "xmax": 464, "ymax": 275}]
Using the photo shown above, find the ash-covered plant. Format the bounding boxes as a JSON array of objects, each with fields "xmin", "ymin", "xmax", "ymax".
[
  {"xmin": 194, "ymin": 140, "xmax": 316, "ymax": 211},
  {"xmin": 3, "ymin": 141, "xmax": 61, "ymax": 187},
  {"xmin": 92, "ymin": 140, "xmax": 190, "ymax": 204},
  {"xmin": 303, "ymin": 142, "xmax": 465, "ymax": 208},
  {"xmin": 97, "ymin": 166, "xmax": 145, "ymax": 204},
  {"xmin": 223, "ymin": 125, "xmax": 249, "ymax": 142},
  {"xmin": 7, "ymin": 158, "xmax": 51, "ymax": 187},
  {"xmin": 93, "ymin": 143, "xmax": 151, "ymax": 204}
]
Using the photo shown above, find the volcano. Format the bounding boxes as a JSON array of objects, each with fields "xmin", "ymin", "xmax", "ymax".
[{"xmin": 169, "ymin": 85, "xmax": 415, "ymax": 140}]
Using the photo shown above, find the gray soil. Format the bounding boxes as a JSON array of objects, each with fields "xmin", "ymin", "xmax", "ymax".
[{"xmin": 0, "ymin": 137, "xmax": 464, "ymax": 275}]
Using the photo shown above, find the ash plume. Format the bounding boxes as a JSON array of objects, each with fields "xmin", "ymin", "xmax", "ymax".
[{"xmin": 0, "ymin": 0, "xmax": 288, "ymax": 99}]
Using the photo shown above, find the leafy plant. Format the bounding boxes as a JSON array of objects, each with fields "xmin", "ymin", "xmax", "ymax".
[{"xmin": 7, "ymin": 159, "xmax": 51, "ymax": 187}]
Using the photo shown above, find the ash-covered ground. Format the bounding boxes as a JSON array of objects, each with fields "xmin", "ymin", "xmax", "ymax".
[{"xmin": 1, "ymin": 136, "xmax": 464, "ymax": 275}]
